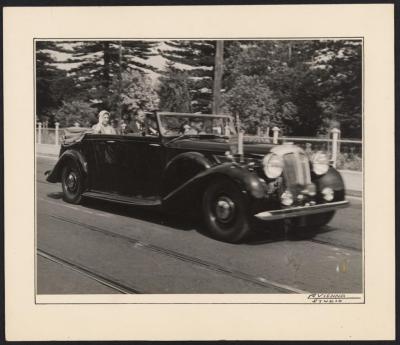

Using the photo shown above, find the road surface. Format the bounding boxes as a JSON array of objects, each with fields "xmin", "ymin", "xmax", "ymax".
[{"xmin": 36, "ymin": 156, "xmax": 363, "ymax": 295}]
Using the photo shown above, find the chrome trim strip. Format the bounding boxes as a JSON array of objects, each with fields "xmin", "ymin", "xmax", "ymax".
[{"xmin": 254, "ymin": 200, "xmax": 349, "ymax": 221}]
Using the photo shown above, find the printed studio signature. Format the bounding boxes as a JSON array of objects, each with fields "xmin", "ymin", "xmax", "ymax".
[{"xmin": 307, "ymin": 293, "xmax": 351, "ymax": 303}]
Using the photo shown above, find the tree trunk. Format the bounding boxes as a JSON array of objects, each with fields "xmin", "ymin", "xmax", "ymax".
[{"xmin": 212, "ymin": 40, "xmax": 224, "ymax": 114}]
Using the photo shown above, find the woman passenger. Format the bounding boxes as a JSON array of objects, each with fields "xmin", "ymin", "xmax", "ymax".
[{"xmin": 92, "ymin": 110, "xmax": 117, "ymax": 135}]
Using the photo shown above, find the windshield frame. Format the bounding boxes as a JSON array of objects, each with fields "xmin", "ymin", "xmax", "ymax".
[{"xmin": 156, "ymin": 112, "xmax": 236, "ymax": 139}]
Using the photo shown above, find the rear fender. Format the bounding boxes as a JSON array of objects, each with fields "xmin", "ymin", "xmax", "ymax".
[{"xmin": 46, "ymin": 149, "xmax": 88, "ymax": 183}]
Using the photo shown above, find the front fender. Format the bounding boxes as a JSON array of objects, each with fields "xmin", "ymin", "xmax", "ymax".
[
  {"xmin": 162, "ymin": 162, "xmax": 268, "ymax": 213},
  {"xmin": 313, "ymin": 167, "xmax": 346, "ymax": 200},
  {"xmin": 46, "ymin": 149, "xmax": 88, "ymax": 183},
  {"xmin": 162, "ymin": 152, "xmax": 212, "ymax": 196}
]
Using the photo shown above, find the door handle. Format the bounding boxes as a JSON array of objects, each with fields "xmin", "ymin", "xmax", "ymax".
[
  {"xmin": 106, "ymin": 140, "xmax": 116, "ymax": 144},
  {"xmin": 149, "ymin": 143, "xmax": 160, "ymax": 147}
]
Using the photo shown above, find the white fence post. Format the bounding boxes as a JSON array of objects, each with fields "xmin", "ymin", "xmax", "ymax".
[
  {"xmin": 272, "ymin": 127, "xmax": 280, "ymax": 144},
  {"xmin": 331, "ymin": 128, "xmax": 340, "ymax": 168},
  {"xmin": 38, "ymin": 122, "xmax": 42, "ymax": 144},
  {"xmin": 55, "ymin": 122, "xmax": 60, "ymax": 145}
]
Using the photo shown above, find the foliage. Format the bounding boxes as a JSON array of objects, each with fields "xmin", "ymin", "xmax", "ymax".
[
  {"xmin": 159, "ymin": 40, "xmax": 216, "ymax": 113},
  {"xmin": 107, "ymin": 70, "xmax": 159, "ymax": 117},
  {"xmin": 221, "ymin": 75, "xmax": 281, "ymax": 134},
  {"xmin": 36, "ymin": 39, "xmax": 361, "ymax": 138},
  {"xmin": 61, "ymin": 41, "xmax": 158, "ymax": 110},
  {"xmin": 157, "ymin": 62, "xmax": 192, "ymax": 112},
  {"xmin": 311, "ymin": 41, "xmax": 362, "ymax": 137},
  {"xmin": 223, "ymin": 40, "xmax": 362, "ymax": 137},
  {"xmin": 336, "ymin": 152, "xmax": 362, "ymax": 171},
  {"xmin": 36, "ymin": 41, "xmax": 77, "ymax": 124},
  {"xmin": 54, "ymin": 100, "xmax": 98, "ymax": 127}
]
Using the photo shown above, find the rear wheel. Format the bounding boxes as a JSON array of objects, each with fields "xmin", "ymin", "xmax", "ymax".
[
  {"xmin": 202, "ymin": 180, "xmax": 251, "ymax": 243},
  {"xmin": 61, "ymin": 161, "xmax": 84, "ymax": 204}
]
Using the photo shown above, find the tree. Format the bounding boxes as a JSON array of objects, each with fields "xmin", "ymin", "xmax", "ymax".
[
  {"xmin": 310, "ymin": 40, "xmax": 362, "ymax": 137},
  {"xmin": 108, "ymin": 69, "xmax": 159, "ymax": 115},
  {"xmin": 63, "ymin": 40, "xmax": 158, "ymax": 110},
  {"xmin": 222, "ymin": 75, "xmax": 281, "ymax": 134},
  {"xmin": 54, "ymin": 100, "xmax": 97, "ymax": 127},
  {"xmin": 36, "ymin": 41, "xmax": 77, "ymax": 124},
  {"xmin": 223, "ymin": 40, "xmax": 362, "ymax": 137},
  {"xmin": 157, "ymin": 62, "xmax": 192, "ymax": 113},
  {"xmin": 160, "ymin": 40, "xmax": 216, "ymax": 113}
]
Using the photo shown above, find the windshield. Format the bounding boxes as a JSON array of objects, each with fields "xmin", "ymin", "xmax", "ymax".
[{"xmin": 158, "ymin": 113, "xmax": 237, "ymax": 137}]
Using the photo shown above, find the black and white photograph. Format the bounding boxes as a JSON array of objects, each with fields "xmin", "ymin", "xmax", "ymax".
[
  {"xmin": 36, "ymin": 38, "xmax": 363, "ymax": 295},
  {"xmin": 4, "ymin": 4, "xmax": 395, "ymax": 341}
]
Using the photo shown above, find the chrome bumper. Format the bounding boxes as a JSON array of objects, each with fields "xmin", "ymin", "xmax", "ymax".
[{"xmin": 254, "ymin": 200, "xmax": 349, "ymax": 221}]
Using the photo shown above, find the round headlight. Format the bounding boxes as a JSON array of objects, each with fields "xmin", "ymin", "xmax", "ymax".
[
  {"xmin": 312, "ymin": 151, "xmax": 329, "ymax": 175},
  {"xmin": 262, "ymin": 153, "xmax": 284, "ymax": 179}
]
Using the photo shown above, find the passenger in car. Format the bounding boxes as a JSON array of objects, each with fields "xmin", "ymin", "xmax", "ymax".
[
  {"xmin": 127, "ymin": 109, "xmax": 158, "ymax": 136},
  {"xmin": 92, "ymin": 110, "xmax": 117, "ymax": 135},
  {"xmin": 180, "ymin": 122, "xmax": 197, "ymax": 135},
  {"xmin": 127, "ymin": 109, "xmax": 147, "ymax": 135}
]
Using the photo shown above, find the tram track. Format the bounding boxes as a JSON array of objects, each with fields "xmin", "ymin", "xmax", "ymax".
[
  {"xmin": 37, "ymin": 249, "xmax": 142, "ymax": 294},
  {"xmin": 46, "ymin": 214, "xmax": 308, "ymax": 294},
  {"xmin": 309, "ymin": 238, "xmax": 361, "ymax": 252}
]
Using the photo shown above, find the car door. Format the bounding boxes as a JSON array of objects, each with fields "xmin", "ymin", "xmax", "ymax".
[
  {"xmin": 119, "ymin": 134, "xmax": 165, "ymax": 198},
  {"xmin": 89, "ymin": 134, "xmax": 126, "ymax": 194}
]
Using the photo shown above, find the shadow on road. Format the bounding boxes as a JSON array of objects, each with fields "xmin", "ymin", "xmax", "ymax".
[
  {"xmin": 47, "ymin": 192, "xmax": 64, "ymax": 200},
  {"xmin": 47, "ymin": 192, "xmax": 338, "ymax": 245}
]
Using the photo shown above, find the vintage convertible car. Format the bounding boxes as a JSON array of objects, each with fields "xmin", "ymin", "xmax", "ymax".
[{"xmin": 46, "ymin": 112, "xmax": 349, "ymax": 243}]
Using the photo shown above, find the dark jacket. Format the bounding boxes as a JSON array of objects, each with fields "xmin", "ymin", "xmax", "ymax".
[{"xmin": 127, "ymin": 120, "xmax": 148, "ymax": 135}]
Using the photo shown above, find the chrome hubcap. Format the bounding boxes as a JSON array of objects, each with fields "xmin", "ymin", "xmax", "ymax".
[
  {"xmin": 215, "ymin": 196, "xmax": 235, "ymax": 223},
  {"xmin": 66, "ymin": 172, "xmax": 77, "ymax": 191}
]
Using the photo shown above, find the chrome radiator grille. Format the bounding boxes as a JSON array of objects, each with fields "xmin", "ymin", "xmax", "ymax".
[{"xmin": 283, "ymin": 152, "xmax": 311, "ymax": 186}]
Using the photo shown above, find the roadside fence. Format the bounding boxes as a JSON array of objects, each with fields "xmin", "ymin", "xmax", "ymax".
[
  {"xmin": 36, "ymin": 122, "xmax": 64, "ymax": 145},
  {"xmin": 36, "ymin": 123, "xmax": 362, "ymax": 171}
]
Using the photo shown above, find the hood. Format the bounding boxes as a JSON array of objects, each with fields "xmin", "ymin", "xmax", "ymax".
[{"xmin": 168, "ymin": 138, "xmax": 275, "ymax": 158}]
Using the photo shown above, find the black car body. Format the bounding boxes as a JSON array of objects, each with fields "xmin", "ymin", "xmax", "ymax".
[{"xmin": 46, "ymin": 112, "xmax": 349, "ymax": 243}]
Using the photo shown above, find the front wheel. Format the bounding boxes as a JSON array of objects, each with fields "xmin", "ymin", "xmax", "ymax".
[
  {"xmin": 61, "ymin": 161, "xmax": 84, "ymax": 204},
  {"xmin": 202, "ymin": 180, "xmax": 251, "ymax": 243}
]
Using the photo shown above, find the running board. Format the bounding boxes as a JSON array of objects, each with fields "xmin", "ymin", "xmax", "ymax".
[{"xmin": 82, "ymin": 191, "xmax": 161, "ymax": 206}]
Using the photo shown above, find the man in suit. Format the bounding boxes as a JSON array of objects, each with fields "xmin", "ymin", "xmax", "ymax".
[
  {"xmin": 127, "ymin": 109, "xmax": 158, "ymax": 136},
  {"xmin": 127, "ymin": 109, "xmax": 147, "ymax": 135}
]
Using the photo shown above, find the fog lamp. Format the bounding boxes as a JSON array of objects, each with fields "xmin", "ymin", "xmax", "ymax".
[
  {"xmin": 322, "ymin": 187, "xmax": 334, "ymax": 201},
  {"xmin": 281, "ymin": 190, "xmax": 293, "ymax": 206}
]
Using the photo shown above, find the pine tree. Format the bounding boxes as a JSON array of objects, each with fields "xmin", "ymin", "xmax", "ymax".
[
  {"xmin": 159, "ymin": 40, "xmax": 216, "ymax": 113},
  {"xmin": 35, "ymin": 41, "xmax": 76, "ymax": 125},
  {"xmin": 158, "ymin": 62, "xmax": 192, "ymax": 113},
  {"xmin": 62, "ymin": 40, "xmax": 158, "ymax": 111}
]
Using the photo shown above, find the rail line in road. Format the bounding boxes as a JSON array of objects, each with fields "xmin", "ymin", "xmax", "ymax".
[
  {"xmin": 48, "ymin": 214, "xmax": 308, "ymax": 294},
  {"xmin": 38, "ymin": 249, "xmax": 142, "ymax": 294},
  {"xmin": 309, "ymin": 238, "xmax": 361, "ymax": 252},
  {"xmin": 38, "ymin": 191, "xmax": 362, "ymax": 254}
]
